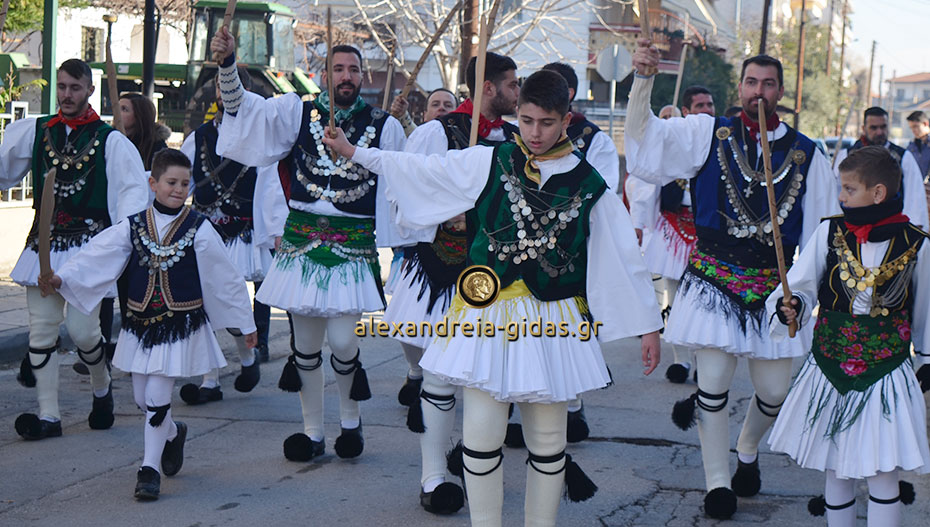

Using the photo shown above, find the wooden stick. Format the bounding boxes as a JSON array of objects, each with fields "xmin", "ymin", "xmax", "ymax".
[
  {"xmin": 326, "ymin": 7, "xmax": 336, "ymax": 139},
  {"xmin": 395, "ymin": 0, "xmax": 463, "ymax": 109},
  {"xmin": 637, "ymin": 0, "xmax": 657, "ymax": 76},
  {"xmin": 381, "ymin": 46, "xmax": 395, "ymax": 111},
  {"xmin": 38, "ymin": 168, "xmax": 57, "ymax": 280},
  {"xmin": 758, "ymin": 101, "xmax": 797, "ymax": 338},
  {"xmin": 468, "ymin": 0, "xmax": 500, "ymax": 147},
  {"xmin": 212, "ymin": 0, "xmax": 238, "ymax": 63},
  {"xmin": 105, "ymin": 28, "xmax": 123, "ymax": 133}
]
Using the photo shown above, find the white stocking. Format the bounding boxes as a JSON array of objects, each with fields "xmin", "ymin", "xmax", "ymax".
[
  {"xmin": 867, "ymin": 470, "xmax": 900, "ymax": 527},
  {"xmin": 327, "ymin": 314, "xmax": 363, "ymax": 426},
  {"xmin": 694, "ymin": 348, "xmax": 738, "ymax": 490},
  {"xmin": 66, "ymin": 300, "xmax": 109, "ymax": 394},
  {"xmin": 26, "ymin": 287, "xmax": 65, "ymax": 421},
  {"xmin": 824, "ymin": 470, "xmax": 857, "ymax": 527},
  {"xmin": 522, "ymin": 401, "xmax": 568, "ymax": 527},
  {"xmin": 420, "ymin": 371, "xmax": 456, "ymax": 491},
  {"xmin": 133, "ymin": 374, "xmax": 178, "ymax": 473},
  {"xmin": 736, "ymin": 358, "xmax": 793, "ymax": 458},
  {"xmin": 201, "ymin": 368, "xmax": 220, "ymax": 389},
  {"xmin": 291, "ymin": 315, "xmax": 325, "ymax": 439},
  {"xmin": 401, "ymin": 342, "xmax": 424, "ymax": 379},
  {"xmin": 462, "ymin": 387, "xmax": 508, "ymax": 527}
]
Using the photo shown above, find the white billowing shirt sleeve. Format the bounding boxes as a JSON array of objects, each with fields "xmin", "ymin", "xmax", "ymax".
[
  {"xmin": 351, "ymin": 145, "xmax": 494, "ymax": 230},
  {"xmin": 624, "ymin": 76, "xmax": 716, "ymax": 185},
  {"xmin": 180, "ymin": 131, "xmax": 197, "ymax": 164},
  {"xmin": 901, "ymin": 151, "xmax": 929, "ymax": 230},
  {"xmin": 195, "ymin": 221, "xmax": 257, "ymax": 334},
  {"xmin": 587, "ymin": 191, "xmax": 664, "ymax": 342},
  {"xmin": 625, "ymin": 175, "xmax": 659, "ymax": 230},
  {"xmin": 800, "ymin": 148, "xmax": 841, "ymax": 249},
  {"xmin": 584, "ymin": 130, "xmax": 620, "ymax": 191},
  {"xmin": 215, "ymin": 91, "xmax": 303, "ymax": 167},
  {"xmin": 406, "ymin": 119, "xmax": 450, "ymax": 156},
  {"xmin": 57, "ymin": 220, "xmax": 133, "ymax": 315},
  {"xmin": 253, "ymin": 164, "xmax": 287, "ymax": 250},
  {"xmin": 375, "ymin": 115, "xmax": 435, "ymax": 247},
  {"xmin": 105, "ymin": 131, "xmax": 151, "ymax": 223},
  {"xmin": 767, "ymin": 220, "xmax": 829, "ymax": 343},
  {"xmin": 831, "ymin": 147, "xmax": 848, "ymax": 180},
  {"xmin": 910, "ymin": 241, "xmax": 930, "ymax": 366},
  {"xmin": 0, "ymin": 118, "xmax": 37, "ymax": 188}
]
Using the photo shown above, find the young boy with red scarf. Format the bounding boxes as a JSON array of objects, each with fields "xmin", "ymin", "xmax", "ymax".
[
  {"xmin": 768, "ymin": 146, "xmax": 930, "ymax": 527},
  {"xmin": 0, "ymin": 58, "xmax": 149, "ymax": 441}
]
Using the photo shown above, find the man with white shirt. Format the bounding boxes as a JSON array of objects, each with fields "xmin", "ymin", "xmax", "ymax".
[
  {"xmin": 385, "ymin": 52, "xmax": 518, "ymax": 515},
  {"xmin": 626, "ymin": 42, "xmax": 839, "ymax": 519},
  {"xmin": 0, "ymin": 58, "xmax": 149, "ymax": 440},
  {"xmin": 211, "ymin": 29, "xmax": 406, "ymax": 462},
  {"xmin": 832, "ymin": 106, "xmax": 928, "ymax": 230}
]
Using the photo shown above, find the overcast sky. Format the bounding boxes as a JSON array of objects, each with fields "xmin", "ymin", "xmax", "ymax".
[{"xmin": 847, "ymin": 0, "xmax": 930, "ymax": 94}]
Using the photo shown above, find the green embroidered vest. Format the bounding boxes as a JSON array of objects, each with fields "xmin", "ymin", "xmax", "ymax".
[
  {"xmin": 466, "ymin": 143, "xmax": 607, "ymax": 301},
  {"xmin": 27, "ymin": 117, "xmax": 114, "ymax": 251}
]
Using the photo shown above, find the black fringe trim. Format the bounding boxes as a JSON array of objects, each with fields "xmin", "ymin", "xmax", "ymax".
[
  {"xmin": 125, "ymin": 307, "xmax": 208, "ymax": 348},
  {"xmin": 401, "ymin": 253, "xmax": 456, "ymax": 316},
  {"xmin": 678, "ymin": 268, "xmax": 767, "ymax": 335}
]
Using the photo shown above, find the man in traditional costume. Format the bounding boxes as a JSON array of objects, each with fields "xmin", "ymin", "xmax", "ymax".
[
  {"xmin": 625, "ymin": 41, "xmax": 839, "ymax": 519},
  {"xmin": 210, "ymin": 29, "xmax": 405, "ymax": 460},
  {"xmin": 0, "ymin": 58, "xmax": 149, "ymax": 440}
]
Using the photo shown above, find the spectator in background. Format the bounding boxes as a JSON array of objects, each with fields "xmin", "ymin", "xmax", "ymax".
[
  {"xmin": 680, "ymin": 85, "xmax": 715, "ymax": 117},
  {"xmin": 391, "ymin": 88, "xmax": 459, "ymax": 136},
  {"xmin": 120, "ymin": 93, "xmax": 170, "ymax": 170},
  {"xmin": 907, "ymin": 111, "xmax": 930, "ymax": 179}
]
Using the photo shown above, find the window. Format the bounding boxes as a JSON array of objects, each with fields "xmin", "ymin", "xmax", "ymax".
[
  {"xmin": 81, "ymin": 27, "xmax": 104, "ymax": 63},
  {"xmin": 923, "ymin": 89, "xmax": 930, "ymax": 100},
  {"xmin": 897, "ymin": 88, "xmax": 905, "ymax": 100}
]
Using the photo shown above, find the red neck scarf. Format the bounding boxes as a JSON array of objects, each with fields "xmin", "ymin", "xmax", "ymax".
[
  {"xmin": 857, "ymin": 135, "xmax": 872, "ymax": 146},
  {"xmin": 450, "ymin": 99, "xmax": 505, "ymax": 139},
  {"xmin": 47, "ymin": 105, "xmax": 101, "ymax": 129},
  {"xmin": 739, "ymin": 109, "xmax": 780, "ymax": 140},
  {"xmin": 845, "ymin": 213, "xmax": 910, "ymax": 244},
  {"xmin": 569, "ymin": 108, "xmax": 586, "ymax": 126}
]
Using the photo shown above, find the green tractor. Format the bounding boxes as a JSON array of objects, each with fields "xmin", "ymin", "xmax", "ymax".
[{"xmin": 92, "ymin": 1, "xmax": 318, "ymax": 135}]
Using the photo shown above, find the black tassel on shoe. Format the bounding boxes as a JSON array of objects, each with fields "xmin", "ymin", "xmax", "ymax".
[
  {"xmin": 17, "ymin": 356, "xmax": 36, "ymax": 388},
  {"xmin": 350, "ymin": 362, "xmax": 372, "ymax": 401},
  {"xmin": 446, "ymin": 441, "xmax": 464, "ymax": 478},
  {"xmin": 900, "ymin": 480, "xmax": 916, "ymax": 505},
  {"xmin": 807, "ymin": 495, "xmax": 826, "ymax": 516},
  {"xmin": 564, "ymin": 454, "xmax": 598, "ymax": 502},
  {"xmin": 671, "ymin": 393, "xmax": 698, "ymax": 430},
  {"xmin": 278, "ymin": 355, "xmax": 302, "ymax": 392},
  {"xmin": 406, "ymin": 396, "xmax": 425, "ymax": 433}
]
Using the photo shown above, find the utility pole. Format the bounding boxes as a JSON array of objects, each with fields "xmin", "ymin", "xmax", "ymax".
[
  {"xmin": 794, "ymin": 0, "xmax": 807, "ymax": 130},
  {"xmin": 672, "ymin": 12, "xmax": 691, "ymax": 109},
  {"xmin": 41, "ymin": 0, "xmax": 58, "ymax": 114},
  {"xmin": 834, "ymin": 0, "xmax": 848, "ymax": 135},
  {"xmin": 866, "ymin": 40, "xmax": 876, "ymax": 108},
  {"xmin": 459, "ymin": 0, "xmax": 480, "ymax": 87},
  {"xmin": 825, "ymin": 0, "xmax": 834, "ymax": 77},
  {"xmin": 878, "ymin": 64, "xmax": 884, "ymax": 108},
  {"xmin": 759, "ymin": 0, "xmax": 771, "ymax": 54},
  {"xmin": 142, "ymin": 0, "xmax": 156, "ymax": 98},
  {"xmin": 889, "ymin": 69, "xmax": 897, "ymax": 125}
]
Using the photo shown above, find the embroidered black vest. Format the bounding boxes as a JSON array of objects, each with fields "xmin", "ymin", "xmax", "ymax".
[
  {"xmin": 191, "ymin": 121, "xmax": 257, "ymax": 243},
  {"xmin": 566, "ymin": 117, "xmax": 601, "ymax": 156},
  {"xmin": 660, "ymin": 180, "xmax": 689, "ymax": 213},
  {"xmin": 817, "ymin": 216, "xmax": 926, "ymax": 315},
  {"xmin": 437, "ymin": 112, "xmax": 520, "ymax": 150},
  {"xmin": 848, "ymin": 140, "xmax": 907, "ymax": 164},
  {"xmin": 27, "ymin": 117, "xmax": 113, "ymax": 251},
  {"xmin": 467, "ymin": 143, "xmax": 607, "ymax": 302},
  {"xmin": 691, "ymin": 115, "xmax": 816, "ymax": 267},
  {"xmin": 127, "ymin": 207, "xmax": 206, "ymax": 312},
  {"xmin": 284, "ymin": 102, "xmax": 388, "ymax": 216}
]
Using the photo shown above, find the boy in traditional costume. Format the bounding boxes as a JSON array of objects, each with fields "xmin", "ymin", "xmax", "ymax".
[
  {"xmin": 767, "ymin": 146, "xmax": 930, "ymax": 527},
  {"xmin": 324, "ymin": 70, "xmax": 662, "ymax": 527},
  {"xmin": 42, "ymin": 149, "xmax": 257, "ymax": 500}
]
